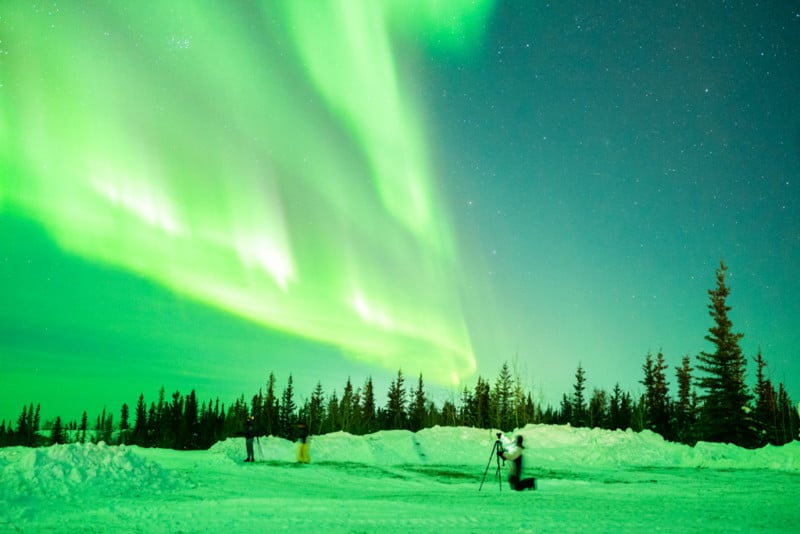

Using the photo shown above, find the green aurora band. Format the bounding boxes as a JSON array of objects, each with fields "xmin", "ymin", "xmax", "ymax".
[{"xmin": 1, "ymin": 1, "xmax": 496, "ymax": 386}]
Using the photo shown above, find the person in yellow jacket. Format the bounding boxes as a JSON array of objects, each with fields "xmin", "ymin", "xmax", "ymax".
[{"xmin": 296, "ymin": 423, "xmax": 311, "ymax": 463}]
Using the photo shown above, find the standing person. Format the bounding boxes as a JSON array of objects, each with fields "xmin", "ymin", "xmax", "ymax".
[
  {"xmin": 502, "ymin": 435, "xmax": 536, "ymax": 490},
  {"xmin": 244, "ymin": 416, "xmax": 255, "ymax": 463},
  {"xmin": 296, "ymin": 422, "xmax": 310, "ymax": 464}
]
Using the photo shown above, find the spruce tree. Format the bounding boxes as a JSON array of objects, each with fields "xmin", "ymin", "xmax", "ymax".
[
  {"xmin": 308, "ymin": 381, "xmax": 325, "ymax": 435},
  {"xmin": 340, "ymin": 378, "xmax": 355, "ymax": 433},
  {"xmin": 251, "ymin": 389, "xmax": 264, "ymax": 433},
  {"xmin": 16, "ymin": 405, "xmax": 29, "ymax": 447},
  {"xmin": 753, "ymin": 350, "xmax": 778, "ymax": 446},
  {"xmin": 184, "ymin": 390, "xmax": 199, "ymax": 449},
  {"xmin": 696, "ymin": 260, "xmax": 754, "ymax": 446},
  {"xmin": 279, "ymin": 375, "xmax": 296, "ymax": 439},
  {"xmin": 512, "ymin": 369, "xmax": 527, "ymax": 429},
  {"xmin": 146, "ymin": 403, "xmax": 158, "ymax": 446},
  {"xmin": 168, "ymin": 391, "xmax": 183, "ymax": 448},
  {"xmin": 776, "ymin": 384, "xmax": 797, "ymax": 445},
  {"xmin": 459, "ymin": 386, "xmax": 475, "ymax": 427},
  {"xmin": 351, "ymin": 386, "xmax": 363, "ymax": 433},
  {"xmin": 559, "ymin": 393, "xmax": 572, "ymax": 425},
  {"xmin": 641, "ymin": 351, "xmax": 671, "ymax": 438},
  {"xmin": 133, "ymin": 394, "xmax": 147, "ymax": 446},
  {"xmin": 474, "ymin": 377, "xmax": 491, "ymax": 428},
  {"xmin": 408, "ymin": 374, "xmax": 427, "ymax": 432},
  {"xmin": 263, "ymin": 372, "xmax": 279, "ymax": 437},
  {"xmin": 673, "ymin": 355, "xmax": 698, "ymax": 445},
  {"xmin": 441, "ymin": 399, "xmax": 457, "ymax": 426},
  {"xmin": 325, "ymin": 390, "xmax": 340, "ymax": 433},
  {"xmin": 361, "ymin": 377, "xmax": 376, "ymax": 434},
  {"xmin": 588, "ymin": 388, "xmax": 608, "ymax": 429},
  {"xmin": 571, "ymin": 364, "xmax": 587, "ymax": 427},
  {"xmin": 609, "ymin": 383, "xmax": 624, "ymax": 430},
  {"xmin": 50, "ymin": 416, "xmax": 66, "ymax": 445},
  {"xmin": 491, "ymin": 362, "xmax": 513, "ymax": 431},
  {"xmin": 385, "ymin": 369, "xmax": 407, "ymax": 430},
  {"xmin": 119, "ymin": 403, "xmax": 130, "ymax": 445}
]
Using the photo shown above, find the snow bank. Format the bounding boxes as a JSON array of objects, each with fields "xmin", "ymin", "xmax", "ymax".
[
  {"xmin": 0, "ymin": 441, "xmax": 189, "ymax": 500},
  {"xmin": 206, "ymin": 424, "xmax": 800, "ymax": 472},
  {"xmin": 3, "ymin": 424, "xmax": 796, "ymax": 506}
]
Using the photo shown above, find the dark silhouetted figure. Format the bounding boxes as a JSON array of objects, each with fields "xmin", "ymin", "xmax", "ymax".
[
  {"xmin": 502, "ymin": 435, "xmax": 536, "ymax": 490},
  {"xmin": 244, "ymin": 417, "xmax": 255, "ymax": 463}
]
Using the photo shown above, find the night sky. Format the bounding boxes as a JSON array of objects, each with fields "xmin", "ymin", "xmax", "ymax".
[{"xmin": 2, "ymin": 1, "xmax": 798, "ymax": 425}]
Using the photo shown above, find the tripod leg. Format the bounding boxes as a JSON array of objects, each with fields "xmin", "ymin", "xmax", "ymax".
[
  {"xmin": 478, "ymin": 442, "xmax": 498, "ymax": 491},
  {"xmin": 496, "ymin": 455, "xmax": 503, "ymax": 491}
]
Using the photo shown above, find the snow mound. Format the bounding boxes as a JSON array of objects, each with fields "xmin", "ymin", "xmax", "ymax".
[
  {"xmin": 0, "ymin": 442, "xmax": 189, "ymax": 500},
  {"xmin": 207, "ymin": 425, "xmax": 800, "ymax": 472}
]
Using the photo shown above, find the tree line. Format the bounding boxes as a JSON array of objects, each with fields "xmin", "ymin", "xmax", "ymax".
[{"xmin": 1, "ymin": 260, "xmax": 797, "ymax": 449}]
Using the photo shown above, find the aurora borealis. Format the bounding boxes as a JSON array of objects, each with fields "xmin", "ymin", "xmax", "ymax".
[{"xmin": 2, "ymin": 2, "xmax": 799, "ymax": 424}]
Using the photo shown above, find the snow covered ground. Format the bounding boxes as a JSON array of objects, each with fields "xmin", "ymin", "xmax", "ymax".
[{"xmin": 1, "ymin": 425, "xmax": 798, "ymax": 533}]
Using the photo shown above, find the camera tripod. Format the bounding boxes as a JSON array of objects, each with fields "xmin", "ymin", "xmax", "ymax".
[{"xmin": 479, "ymin": 436, "xmax": 504, "ymax": 491}]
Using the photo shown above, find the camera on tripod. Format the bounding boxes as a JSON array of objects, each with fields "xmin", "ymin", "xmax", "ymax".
[
  {"xmin": 495, "ymin": 432, "xmax": 505, "ymax": 463},
  {"xmin": 480, "ymin": 431, "xmax": 508, "ymax": 491}
]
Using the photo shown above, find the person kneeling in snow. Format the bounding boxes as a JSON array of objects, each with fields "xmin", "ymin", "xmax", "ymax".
[{"xmin": 501, "ymin": 435, "xmax": 536, "ymax": 491}]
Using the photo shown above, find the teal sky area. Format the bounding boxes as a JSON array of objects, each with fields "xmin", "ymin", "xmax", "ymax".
[{"xmin": 2, "ymin": 1, "xmax": 799, "ymax": 425}]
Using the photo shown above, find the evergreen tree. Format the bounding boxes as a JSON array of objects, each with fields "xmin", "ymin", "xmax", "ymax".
[
  {"xmin": 474, "ymin": 377, "xmax": 491, "ymax": 428},
  {"xmin": 511, "ymin": 369, "xmax": 527, "ymax": 430},
  {"xmin": 33, "ymin": 403, "xmax": 41, "ymax": 443},
  {"xmin": 263, "ymin": 372, "xmax": 279, "ymax": 437},
  {"xmin": 641, "ymin": 351, "xmax": 671, "ymax": 438},
  {"xmin": 361, "ymin": 377, "xmax": 376, "ymax": 434},
  {"xmin": 776, "ymin": 384, "xmax": 798, "ymax": 445},
  {"xmin": 351, "ymin": 386, "xmax": 363, "ymax": 433},
  {"xmin": 91, "ymin": 408, "xmax": 113, "ymax": 444},
  {"xmin": 491, "ymin": 362, "xmax": 513, "ymax": 431},
  {"xmin": 77, "ymin": 411, "xmax": 89, "ymax": 443},
  {"xmin": 133, "ymin": 394, "xmax": 147, "ymax": 446},
  {"xmin": 609, "ymin": 383, "xmax": 624, "ymax": 430},
  {"xmin": 752, "ymin": 350, "xmax": 778, "ymax": 446},
  {"xmin": 620, "ymin": 391, "xmax": 633, "ymax": 430},
  {"xmin": 308, "ymin": 381, "xmax": 325, "ymax": 435},
  {"xmin": 50, "ymin": 416, "xmax": 66, "ymax": 445},
  {"xmin": 630, "ymin": 395, "xmax": 645, "ymax": 432},
  {"xmin": 525, "ymin": 393, "xmax": 537, "ymax": 425},
  {"xmin": 695, "ymin": 260, "xmax": 754, "ymax": 447},
  {"xmin": 571, "ymin": 364, "xmax": 587, "ymax": 427},
  {"xmin": 559, "ymin": 393, "xmax": 572, "ymax": 425},
  {"xmin": 324, "ymin": 390, "xmax": 340, "ymax": 433},
  {"xmin": 16, "ymin": 405, "xmax": 29, "ymax": 447},
  {"xmin": 385, "ymin": 369, "xmax": 407, "ymax": 430},
  {"xmin": 251, "ymin": 389, "xmax": 264, "ymax": 434},
  {"xmin": 279, "ymin": 375, "xmax": 296, "ymax": 439},
  {"xmin": 588, "ymin": 388, "xmax": 608, "ymax": 428},
  {"xmin": 408, "ymin": 374, "xmax": 427, "ymax": 432},
  {"xmin": 119, "ymin": 403, "xmax": 130, "ymax": 445},
  {"xmin": 154, "ymin": 387, "xmax": 166, "ymax": 445},
  {"xmin": 673, "ymin": 355, "xmax": 698, "ymax": 445},
  {"xmin": 16, "ymin": 403, "xmax": 41, "ymax": 447},
  {"xmin": 168, "ymin": 390, "xmax": 183, "ymax": 448},
  {"xmin": 184, "ymin": 390, "xmax": 199, "ymax": 449},
  {"xmin": 441, "ymin": 399, "xmax": 458, "ymax": 426},
  {"xmin": 146, "ymin": 403, "xmax": 158, "ymax": 447},
  {"xmin": 340, "ymin": 378, "xmax": 355, "ymax": 433},
  {"xmin": 459, "ymin": 386, "xmax": 474, "ymax": 427}
]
